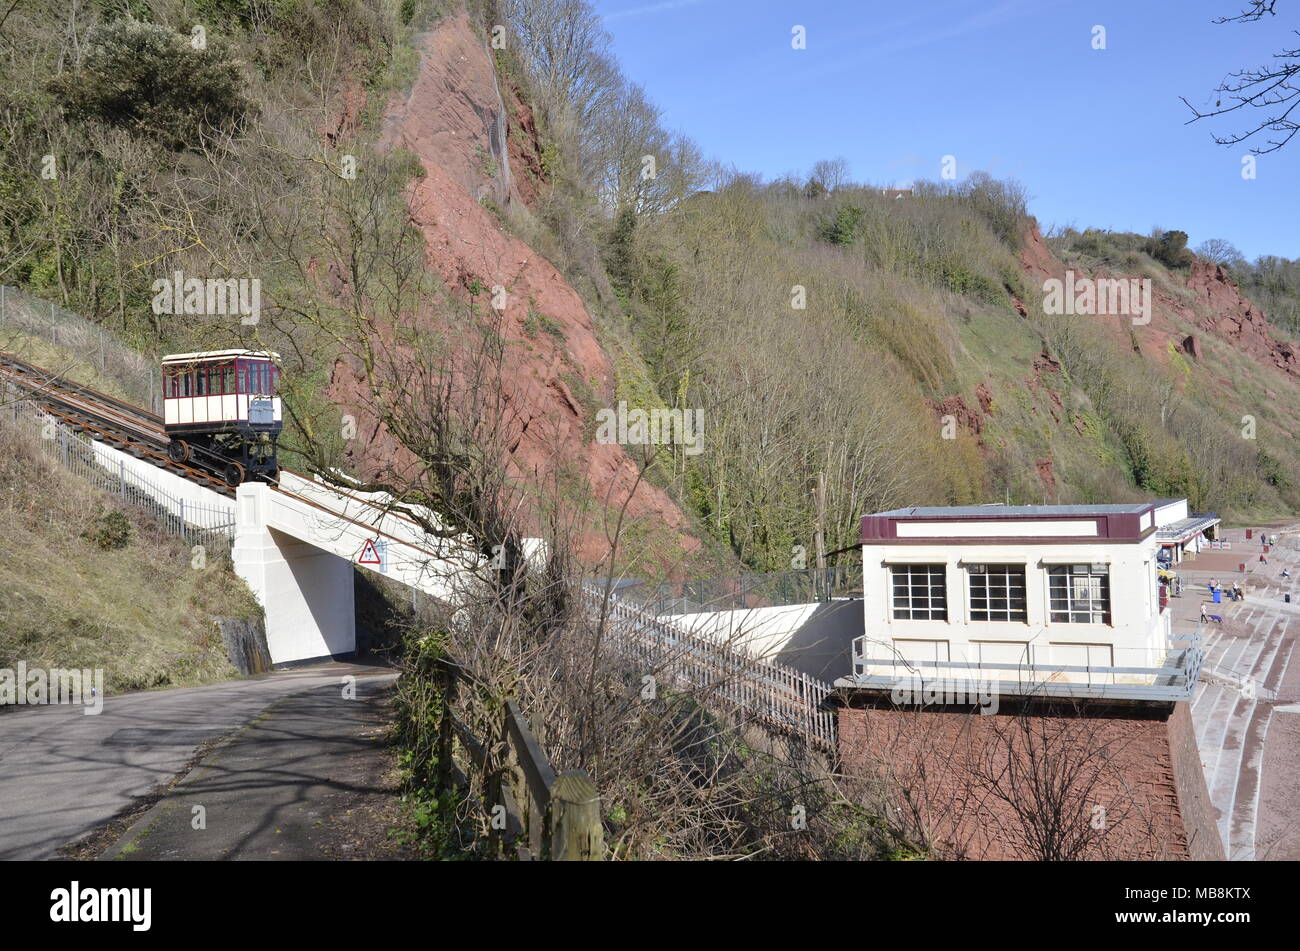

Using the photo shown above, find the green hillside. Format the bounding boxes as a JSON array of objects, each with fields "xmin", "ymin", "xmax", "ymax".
[{"xmin": 3, "ymin": 0, "xmax": 1300, "ymax": 587}]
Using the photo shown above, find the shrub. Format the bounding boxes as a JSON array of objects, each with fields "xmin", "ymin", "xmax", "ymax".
[
  {"xmin": 914, "ymin": 172, "xmax": 1030, "ymax": 249},
  {"xmin": 86, "ymin": 510, "xmax": 133, "ymax": 550},
  {"xmin": 50, "ymin": 19, "xmax": 253, "ymax": 151},
  {"xmin": 818, "ymin": 204, "xmax": 864, "ymax": 246},
  {"xmin": 1145, "ymin": 230, "xmax": 1194, "ymax": 270}
]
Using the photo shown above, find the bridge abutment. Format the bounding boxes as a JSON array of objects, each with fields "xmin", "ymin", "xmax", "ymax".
[{"xmin": 233, "ymin": 484, "xmax": 356, "ymax": 666}]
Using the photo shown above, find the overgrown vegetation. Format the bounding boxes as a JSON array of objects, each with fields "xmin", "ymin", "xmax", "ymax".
[
  {"xmin": 6, "ymin": 0, "xmax": 1295, "ymax": 859},
  {"xmin": 48, "ymin": 19, "xmax": 255, "ymax": 151},
  {"xmin": 0, "ymin": 417, "xmax": 259, "ymax": 695}
]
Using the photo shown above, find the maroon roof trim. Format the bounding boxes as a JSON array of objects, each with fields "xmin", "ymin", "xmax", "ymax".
[{"xmin": 860, "ymin": 512, "xmax": 1156, "ymax": 545}]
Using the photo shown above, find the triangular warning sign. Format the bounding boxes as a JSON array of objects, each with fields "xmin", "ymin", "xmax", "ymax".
[{"xmin": 358, "ymin": 539, "xmax": 382, "ymax": 565}]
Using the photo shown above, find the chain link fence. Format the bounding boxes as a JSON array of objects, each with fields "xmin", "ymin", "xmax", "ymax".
[
  {"xmin": 0, "ymin": 285, "xmax": 159, "ymax": 413},
  {"xmin": 616, "ymin": 563, "xmax": 863, "ymax": 616}
]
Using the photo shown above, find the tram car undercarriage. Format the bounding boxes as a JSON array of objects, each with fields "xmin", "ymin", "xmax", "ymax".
[{"xmin": 161, "ymin": 350, "xmax": 283, "ymax": 486}]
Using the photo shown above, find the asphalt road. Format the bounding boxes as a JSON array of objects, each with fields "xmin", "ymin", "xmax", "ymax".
[
  {"xmin": 0, "ymin": 664, "xmax": 395, "ymax": 861},
  {"xmin": 102, "ymin": 679, "xmax": 401, "ymax": 860}
]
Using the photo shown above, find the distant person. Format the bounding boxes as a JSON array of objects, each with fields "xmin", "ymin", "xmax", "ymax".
[
  {"xmin": 1261, "ymin": 553, "xmax": 1268, "ymax": 566},
  {"xmin": 1200, "ymin": 603, "xmax": 1208, "ymax": 623},
  {"xmin": 1283, "ymin": 568, "xmax": 1291, "ymax": 579}
]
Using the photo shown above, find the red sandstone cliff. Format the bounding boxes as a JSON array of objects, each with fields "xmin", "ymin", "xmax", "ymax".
[{"xmin": 332, "ymin": 11, "xmax": 699, "ymax": 564}]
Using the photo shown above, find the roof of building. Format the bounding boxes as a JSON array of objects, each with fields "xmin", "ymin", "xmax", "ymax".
[
  {"xmin": 1155, "ymin": 514, "xmax": 1221, "ymax": 542},
  {"xmin": 161, "ymin": 350, "xmax": 281, "ymax": 364},
  {"xmin": 870, "ymin": 502, "xmax": 1157, "ymax": 518}
]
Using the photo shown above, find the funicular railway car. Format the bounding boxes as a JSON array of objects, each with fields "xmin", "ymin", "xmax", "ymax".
[{"xmin": 161, "ymin": 350, "xmax": 282, "ymax": 486}]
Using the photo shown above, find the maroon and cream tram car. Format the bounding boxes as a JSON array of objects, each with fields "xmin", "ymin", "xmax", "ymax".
[{"xmin": 161, "ymin": 350, "xmax": 282, "ymax": 486}]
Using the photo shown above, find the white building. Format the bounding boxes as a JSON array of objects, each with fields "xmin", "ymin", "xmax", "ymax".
[
  {"xmin": 1152, "ymin": 497, "xmax": 1221, "ymax": 565},
  {"xmin": 840, "ymin": 501, "xmax": 1202, "ymax": 700}
]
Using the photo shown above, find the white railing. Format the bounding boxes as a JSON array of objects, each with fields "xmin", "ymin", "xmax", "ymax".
[
  {"xmin": 840, "ymin": 630, "xmax": 1203, "ymax": 702},
  {"xmin": 581, "ymin": 583, "xmax": 837, "ymax": 750}
]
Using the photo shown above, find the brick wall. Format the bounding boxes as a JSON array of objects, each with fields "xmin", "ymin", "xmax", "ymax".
[{"xmin": 836, "ymin": 697, "xmax": 1215, "ymax": 860}]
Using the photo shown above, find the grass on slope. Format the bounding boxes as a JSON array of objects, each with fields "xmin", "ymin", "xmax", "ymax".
[{"xmin": 0, "ymin": 419, "xmax": 260, "ymax": 696}]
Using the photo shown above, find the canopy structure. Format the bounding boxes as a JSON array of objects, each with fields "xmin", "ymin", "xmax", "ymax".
[{"xmin": 1155, "ymin": 513, "xmax": 1221, "ymax": 563}]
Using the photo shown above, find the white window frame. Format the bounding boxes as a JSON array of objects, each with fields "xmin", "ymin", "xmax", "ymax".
[
  {"xmin": 965, "ymin": 563, "xmax": 1028, "ymax": 623},
  {"xmin": 1047, "ymin": 563, "xmax": 1112, "ymax": 625},
  {"xmin": 889, "ymin": 563, "xmax": 948, "ymax": 621}
]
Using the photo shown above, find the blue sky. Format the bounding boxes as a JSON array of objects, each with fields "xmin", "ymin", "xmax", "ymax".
[{"xmin": 590, "ymin": 0, "xmax": 1298, "ymax": 260}]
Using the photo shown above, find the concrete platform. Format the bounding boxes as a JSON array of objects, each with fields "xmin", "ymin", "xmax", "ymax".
[{"xmin": 1177, "ymin": 524, "xmax": 1300, "ymax": 860}]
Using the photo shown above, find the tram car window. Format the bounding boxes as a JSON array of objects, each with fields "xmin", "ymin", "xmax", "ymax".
[{"xmin": 160, "ymin": 350, "xmax": 283, "ymax": 487}]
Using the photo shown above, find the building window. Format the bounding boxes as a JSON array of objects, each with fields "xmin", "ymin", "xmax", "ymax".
[
  {"xmin": 1048, "ymin": 564, "xmax": 1111, "ymax": 624},
  {"xmin": 890, "ymin": 564, "xmax": 947, "ymax": 620},
  {"xmin": 967, "ymin": 564, "xmax": 1027, "ymax": 622}
]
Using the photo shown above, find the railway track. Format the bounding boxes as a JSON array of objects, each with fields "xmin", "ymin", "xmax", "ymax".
[
  {"xmin": 0, "ymin": 351, "xmax": 239, "ymax": 498},
  {"xmin": 0, "ymin": 351, "xmax": 453, "ymax": 545}
]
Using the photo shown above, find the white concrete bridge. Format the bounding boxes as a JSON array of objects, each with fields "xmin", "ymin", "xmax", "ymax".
[{"xmin": 81, "ymin": 431, "xmax": 488, "ymax": 665}]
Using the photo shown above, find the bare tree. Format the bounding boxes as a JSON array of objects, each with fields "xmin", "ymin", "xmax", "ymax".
[
  {"xmin": 1194, "ymin": 237, "xmax": 1247, "ymax": 268},
  {"xmin": 1183, "ymin": 1, "xmax": 1300, "ymax": 153},
  {"xmin": 830, "ymin": 697, "xmax": 1175, "ymax": 861},
  {"xmin": 808, "ymin": 157, "xmax": 851, "ymax": 194}
]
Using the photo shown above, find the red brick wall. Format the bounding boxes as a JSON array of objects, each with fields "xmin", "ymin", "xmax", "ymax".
[
  {"xmin": 1165, "ymin": 702, "xmax": 1225, "ymax": 860},
  {"xmin": 836, "ymin": 698, "xmax": 1213, "ymax": 860}
]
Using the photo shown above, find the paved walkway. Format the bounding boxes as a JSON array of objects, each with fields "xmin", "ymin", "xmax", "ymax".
[
  {"xmin": 0, "ymin": 662, "xmax": 395, "ymax": 860},
  {"xmin": 1177, "ymin": 525, "xmax": 1300, "ymax": 860},
  {"xmin": 101, "ymin": 677, "xmax": 402, "ymax": 860}
]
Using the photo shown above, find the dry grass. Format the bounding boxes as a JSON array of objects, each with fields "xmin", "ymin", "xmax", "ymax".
[{"xmin": 0, "ymin": 420, "xmax": 260, "ymax": 695}]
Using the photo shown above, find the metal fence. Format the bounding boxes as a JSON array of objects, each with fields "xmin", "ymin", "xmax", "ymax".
[
  {"xmin": 3, "ymin": 396, "xmax": 235, "ymax": 552},
  {"xmin": 840, "ymin": 628, "xmax": 1204, "ymax": 703},
  {"xmin": 618, "ymin": 563, "xmax": 863, "ymax": 616},
  {"xmin": 582, "ymin": 583, "xmax": 838, "ymax": 751},
  {"xmin": 0, "ymin": 285, "xmax": 159, "ymax": 413}
]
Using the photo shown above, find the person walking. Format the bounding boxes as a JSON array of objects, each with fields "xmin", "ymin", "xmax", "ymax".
[{"xmin": 1200, "ymin": 602, "xmax": 1208, "ymax": 623}]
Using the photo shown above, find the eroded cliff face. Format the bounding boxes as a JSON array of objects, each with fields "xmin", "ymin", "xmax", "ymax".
[
  {"xmin": 336, "ymin": 10, "xmax": 698, "ymax": 564},
  {"xmin": 927, "ymin": 222, "xmax": 1300, "ymax": 498},
  {"xmin": 1018, "ymin": 224, "xmax": 1297, "ymax": 376},
  {"xmin": 1184, "ymin": 260, "xmax": 1299, "ymax": 376}
]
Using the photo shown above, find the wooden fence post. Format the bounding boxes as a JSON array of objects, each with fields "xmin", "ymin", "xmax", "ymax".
[
  {"xmin": 548, "ymin": 771, "xmax": 604, "ymax": 861},
  {"xmin": 436, "ymin": 661, "xmax": 456, "ymax": 796}
]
